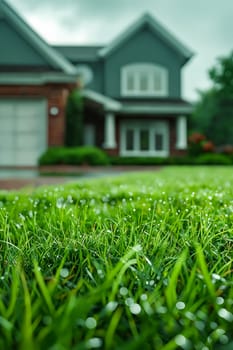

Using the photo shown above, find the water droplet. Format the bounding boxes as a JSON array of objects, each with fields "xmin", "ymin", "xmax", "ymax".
[
  {"xmin": 120, "ymin": 287, "xmax": 128, "ymax": 296},
  {"xmin": 218, "ymin": 308, "xmax": 233, "ymax": 322},
  {"xmin": 185, "ymin": 311, "xmax": 195, "ymax": 321},
  {"xmin": 86, "ymin": 337, "xmax": 103, "ymax": 349},
  {"xmin": 85, "ymin": 317, "xmax": 97, "ymax": 329},
  {"xmin": 125, "ymin": 298, "xmax": 134, "ymax": 306},
  {"xmin": 132, "ymin": 245, "xmax": 142, "ymax": 252},
  {"xmin": 175, "ymin": 334, "xmax": 191, "ymax": 349},
  {"xmin": 140, "ymin": 294, "xmax": 148, "ymax": 301},
  {"xmin": 216, "ymin": 297, "xmax": 224, "ymax": 305},
  {"xmin": 60, "ymin": 268, "xmax": 69, "ymax": 278},
  {"xmin": 219, "ymin": 334, "xmax": 229, "ymax": 345},
  {"xmin": 56, "ymin": 197, "xmax": 65, "ymax": 209},
  {"xmin": 157, "ymin": 306, "xmax": 167, "ymax": 314},
  {"xmin": 176, "ymin": 301, "xmax": 186, "ymax": 310},
  {"xmin": 129, "ymin": 303, "xmax": 141, "ymax": 315},
  {"xmin": 105, "ymin": 301, "xmax": 118, "ymax": 313},
  {"xmin": 210, "ymin": 321, "xmax": 218, "ymax": 329}
]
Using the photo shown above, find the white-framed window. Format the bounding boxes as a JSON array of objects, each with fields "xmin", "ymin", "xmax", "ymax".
[
  {"xmin": 120, "ymin": 120, "xmax": 169, "ymax": 157},
  {"xmin": 121, "ymin": 63, "xmax": 168, "ymax": 97}
]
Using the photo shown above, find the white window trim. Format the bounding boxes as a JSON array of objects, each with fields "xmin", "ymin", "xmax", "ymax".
[
  {"xmin": 121, "ymin": 63, "xmax": 168, "ymax": 97},
  {"xmin": 120, "ymin": 120, "xmax": 169, "ymax": 157}
]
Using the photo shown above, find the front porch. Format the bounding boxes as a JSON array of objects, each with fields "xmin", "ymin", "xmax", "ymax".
[{"xmin": 81, "ymin": 89, "xmax": 192, "ymax": 157}]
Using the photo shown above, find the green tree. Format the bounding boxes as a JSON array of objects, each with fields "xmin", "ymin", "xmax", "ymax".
[
  {"xmin": 192, "ymin": 50, "xmax": 233, "ymax": 145},
  {"xmin": 191, "ymin": 88, "xmax": 218, "ymax": 133},
  {"xmin": 65, "ymin": 88, "xmax": 84, "ymax": 147},
  {"xmin": 209, "ymin": 51, "xmax": 233, "ymax": 99}
]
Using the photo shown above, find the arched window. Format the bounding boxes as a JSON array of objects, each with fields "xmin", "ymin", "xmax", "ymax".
[{"xmin": 121, "ymin": 63, "xmax": 168, "ymax": 97}]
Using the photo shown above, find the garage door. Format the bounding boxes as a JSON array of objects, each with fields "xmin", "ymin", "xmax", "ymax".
[{"xmin": 0, "ymin": 99, "xmax": 47, "ymax": 166}]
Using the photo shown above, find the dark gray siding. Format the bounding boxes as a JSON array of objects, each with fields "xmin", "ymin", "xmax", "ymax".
[
  {"xmin": 104, "ymin": 26, "xmax": 184, "ymax": 99},
  {"xmin": 0, "ymin": 20, "xmax": 51, "ymax": 67}
]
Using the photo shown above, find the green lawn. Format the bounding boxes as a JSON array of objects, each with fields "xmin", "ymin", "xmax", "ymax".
[{"xmin": 0, "ymin": 166, "xmax": 233, "ymax": 350}]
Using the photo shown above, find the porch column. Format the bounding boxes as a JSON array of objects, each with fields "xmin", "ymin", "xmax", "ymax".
[
  {"xmin": 176, "ymin": 115, "xmax": 187, "ymax": 149},
  {"xmin": 103, "ymin": 111, "xmax": 117, "ymax": 149}
]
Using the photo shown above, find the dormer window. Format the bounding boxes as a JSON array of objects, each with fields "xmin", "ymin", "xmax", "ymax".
[{"xmin": 121, "ymin": 63, "xmax": 168, "ymax": 97}]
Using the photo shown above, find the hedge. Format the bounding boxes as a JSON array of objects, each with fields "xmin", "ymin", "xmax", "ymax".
[
  {"xmin": 39, "ymin": 147, "xmax": 110, "ymax": 166},
  {"xmin": 39, "ymin": 148, "xmax": 233, "ymax": 166}
]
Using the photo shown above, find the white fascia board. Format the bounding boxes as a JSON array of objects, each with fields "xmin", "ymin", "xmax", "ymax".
[
  {"xmin": 0, "ymin": 72, "xmax": 78, "ymax": 84},
  {"xmin": 98, "ymin": 13, "xmax": 194, "ymax": 60},
  {"xmin": 81, "ymin": 89, "xmax": 122, "ymax": 111},
  {"xmin": 120, "ymin": 104, "xmax": 193, "ymax": 115},
  {"xmin": 2, "ymin": 1, "xmax": 77, "ymax": 75}
]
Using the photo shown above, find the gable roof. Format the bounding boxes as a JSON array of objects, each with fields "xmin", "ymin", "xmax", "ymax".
[
  {"xmin": 53, "ymin": 45, "xmax": 104, "ymax": 63},
  {"xmin": 0, "ymin": 0, "xmax": 77, "ymax": 74},
  {"xmin": 98, "ymin": 13, "xmax": 194, "ymax": 64}
]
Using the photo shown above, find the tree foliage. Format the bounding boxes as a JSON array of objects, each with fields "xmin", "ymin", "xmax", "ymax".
[
  {"xmin": 65, "ymin": 88, "xmax": 84, "ymax": 147},
  {"xmin": 209, "ymin": 51, "xmax": 233, "ymax": 99},
  {"xmin": 192, "ymin": 50, "xmax": 233, "ymax": 146}
]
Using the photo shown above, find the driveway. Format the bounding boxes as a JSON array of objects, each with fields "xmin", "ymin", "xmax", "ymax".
[{"xmin": 0, "ymin": 165, "xmax": 161, "ymax": 190}]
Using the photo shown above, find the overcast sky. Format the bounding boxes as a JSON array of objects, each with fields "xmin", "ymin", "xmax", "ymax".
[{"xmin": 8, "ymin": 0, "xmax": 233, "ymax": 101}]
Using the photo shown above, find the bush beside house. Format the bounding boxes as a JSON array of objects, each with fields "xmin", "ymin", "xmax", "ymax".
[
  {"xmin": 39, "ymin": 147, "xmax": 110, "ymax": 166},
  {"xmin": 39, "ymin": 146, "xmax": 233, "ymax": 166}
]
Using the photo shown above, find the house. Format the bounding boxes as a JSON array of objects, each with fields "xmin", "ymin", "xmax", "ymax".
[
  {"xmin": 0, "ymin": 0, "xmax": 78, "ymax": 166},
  {"xmin": 0, "ymin": 0, "xmax": 194, "ymax": 166}
]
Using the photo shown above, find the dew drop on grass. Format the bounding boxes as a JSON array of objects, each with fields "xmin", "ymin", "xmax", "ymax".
[
  {"xmin": 56, "ymin": 197, "xmax": 65, "ymax": 209},
  {"xmin": 185, "ymin": 311, "xmax": 195, "ymax": 321},
  {"xmin": 85, "ymin": 317, "xmax": 97, "ymax": 329},
  {"xmin": 120, "ymin": 287, "xmax": 128, "ymax": 296},
  {"xmin": 218, "ymin": 308, "xmax": 233, "ymax": 322},
  {"xmin": 140, "ymin": 294, "xmax": 148, "ymax": 301},
  {"xmin": 211, "ymin": 273, "xmax": 221, "ymax": 282},
  {"xmin": 175, "ymin": 334, "xmax": 191, "ymax": 349},
  {"xmin": 176, "ymin": 301, "xmax": 186, "ymax": 310},
  {"xmin": 125, "ymin": 298, "xmax": 134, "ymax": 306},
  {"xmin": 157, "ymin": 306, "xmax": 167, "ymax": 314},
  {"xmin": 216, "ymin": 297, "xmax": 224, "ymax": 305},
  {"xmin": 132, "ymin": 244, "xmax": 142, "ymax": 252},
  {"xmin": 219, "ymin": 334, "xmax": 229, "ymax": 345},
  {"xmin": 60, "ymin": 268, "xmax": 69, "ymax": 278},
  {"xmin": 210, "ymin": 322, "xmax": 218, "ymax": 329},
  {"xmin": 86, "ymin": 337, "xmax": 103, "ymax": 349},
  {"xmin": 19, "ymin": 213, "xmax": 25, "ymax": 221},
  {"xmin": 105, "ymin": 301, "xmax": 118, "ymax": 313},
  {"xmin": 129, "ymin": 303, "xmax": 141, "ymax": 315},
  {"xmin": 194, "ymin": 320, "xmax": 205, "ymax": 331}
]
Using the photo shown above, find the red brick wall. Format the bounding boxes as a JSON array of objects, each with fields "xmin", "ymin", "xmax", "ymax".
[{"xmin": 0, "ymin": 83, "xmax": 75, "ymax": 146}]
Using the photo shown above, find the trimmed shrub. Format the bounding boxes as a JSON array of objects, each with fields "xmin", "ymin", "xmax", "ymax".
[
  {"xmin": 169, "ymin": 156, "xmax": 195, "ymax": 165},
  {"xmin": 39, "ymin": 148, "xmax": 67, "ymax": 165},
  {"xmin": 76, "ymin": 146, "xmax": 110, "ymax": 165},
  {"xmin": 195, "ymin": 153, "xmax": 232, "ymax": 165},
  {"xmin": 39, "ymin": 147, "xmax": 110, "ymax": 166},
  {"xmin": 109, "ymin": 157, "xmax": 169, "ymax": 166}
]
